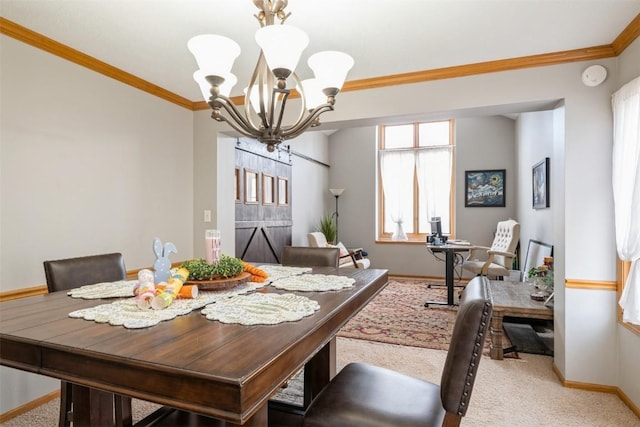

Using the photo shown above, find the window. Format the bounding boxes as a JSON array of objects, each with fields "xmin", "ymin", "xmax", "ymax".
[
  {"xmin": 277, "ymin": 176, "xmax": 289, "ymax": 206},
  {"xmin": 245, "ymin": 169, "xmax": 259, "ymax": 204},
  {"xmin": 262, "ymin": 174, "xmax": 275, "ymax": 205},
  {"xmin": 612, "ymin": 75, "xmax": 640, "ymax": 328},
  {"xmin": 378, "ymin": 120, "xmax": 454, "ymax": 241}
]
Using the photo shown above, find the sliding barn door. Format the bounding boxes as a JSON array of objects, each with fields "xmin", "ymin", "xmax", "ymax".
[{"xmin": 235, "ymin": 142, "xmax": 292, "ymax": 264}]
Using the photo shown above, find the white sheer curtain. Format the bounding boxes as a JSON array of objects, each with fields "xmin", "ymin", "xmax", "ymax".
[
  {"xmin": 612, "ymin": 76, "xmax": 640, "ymax": 325},
  {"xmin": 379, "ymin": 150, "xmax": 415, "ymax": 237},
  {"xmin": 416, "ymin": 147, "xmax": 453, "ymax": 232}
]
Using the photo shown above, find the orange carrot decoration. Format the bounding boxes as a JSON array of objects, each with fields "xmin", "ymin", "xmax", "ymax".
[{"xmin": 242, "ymin": 261, "xmax": 268, "ymax": 281}]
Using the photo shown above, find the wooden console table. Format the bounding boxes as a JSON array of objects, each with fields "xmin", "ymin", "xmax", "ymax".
[{"xmin": 488, "ymin": 280, "xmax": 553, "ymax": 360}]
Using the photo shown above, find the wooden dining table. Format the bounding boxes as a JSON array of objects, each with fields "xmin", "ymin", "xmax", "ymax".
[{"xmin": 0, "ymin": 267, "xmax": 388, "ymax": 426}]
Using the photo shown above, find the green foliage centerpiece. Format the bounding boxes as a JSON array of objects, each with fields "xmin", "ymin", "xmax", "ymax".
[{"xmin": 181, "ymin": 255, "xmax": 244, "ymax": 280}]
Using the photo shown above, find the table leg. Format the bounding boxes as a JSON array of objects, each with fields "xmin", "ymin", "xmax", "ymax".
[
  {"xmin": 226, "ymin": 404, "xmax": 268, "ymax": 426},
  {"xmin": 490, "ymin": 311, "xmax": 504, "ymax": 360},
  {"xmin": 303, "ymin": 337, "xmax": 337, "ymax": 408},
  {"xmin": 71, "ymin": 384, "xmax": 116, "ymax": 427},
  {"xmin": 445, "ymin": 250, "xmax": 454, "ymax": 305},
  {"xmin": 425, "ymin": 250, "xmax": 457, "ymax": 307}
]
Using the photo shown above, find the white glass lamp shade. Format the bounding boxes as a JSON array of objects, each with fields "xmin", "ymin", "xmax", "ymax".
[
  {"xmin": 188, "ymin": 35, "xmax": 241, "ymax": 78},
  {"xmin": 194, "ymin": 70, "xmax": 237, "ymax": 100},
  {"xmin": 255, "ymin": 25, "xmax": 309, "ymax": 78},
  {"xmin": 298, "ymin": 79, "xmax": 326, "ymax": 109},
  {"xmin": 308, "ymin": 51, "xmax": 354, "ymax": 93},
  {"xmin": 329, "ymin": 188, "xmax": 344, "ymax": 197}
]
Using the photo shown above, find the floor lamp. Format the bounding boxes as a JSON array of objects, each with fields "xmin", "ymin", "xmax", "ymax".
[{"xmin": 329, "ymin": 188, "xmax": 344, "ymax": 243}]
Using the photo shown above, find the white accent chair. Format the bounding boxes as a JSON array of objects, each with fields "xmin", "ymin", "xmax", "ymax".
[
  {"xmin": 461, "ymin": 219, "xmax": 520, "ymax": 278},
  {"xmin": 307, "ymin": 232, "xmax": 370, "ymax": 269}
]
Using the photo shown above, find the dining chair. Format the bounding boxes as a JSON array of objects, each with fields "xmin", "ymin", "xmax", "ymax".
[
  {"xmin": 281, "ymin": 246, "xmax": 340, "ymax": 268},
  {"xmin": 303, "ymin": 276, "xmax": 493, "ymax": 427},
  {"xmin": 43, "ymin": 252, "xmax": 133, "ymax": 427}
]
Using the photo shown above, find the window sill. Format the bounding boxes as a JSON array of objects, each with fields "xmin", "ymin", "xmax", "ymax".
[
  {"xmin": 375, "ymin": 239, "xmax": 428, "ymax": 245},
  {"xmin": 620, "ymin": 320, "xmax": 640, "ymax": 336}
]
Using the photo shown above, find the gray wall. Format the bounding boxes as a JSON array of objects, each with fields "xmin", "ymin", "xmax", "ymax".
[
  {"xmin": 327, "ymin": 117, "xmax": 517, "ymax": 277},
  {"xmin": 1, "ymin": 35, "xmax": 195, "ymax": 411}
]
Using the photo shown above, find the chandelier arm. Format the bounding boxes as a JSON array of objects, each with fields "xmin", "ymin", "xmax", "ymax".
[
  {"xmin": 213, "ymin": 97, "xmax": 256, "ymax": 132},
  {"xmin": 271, "ymin": 89, "xmax": 291, "ymax": 137},
  {"xmin": 244, "ymin": 54, "xmax": 269, "ymax": 132},
  {"xmin": 278, "ymin": 71, "xmax": 307, "ymax": 132},
  {"xmin": 212, "ymin": 108, "xmax": 262, "ymax": 140},
  {"xmin": 283, "ymin": 104, "xmax": 334, "ymax": 137},
  {"xmin": 264, "ymin": 67, "xmax": 279, "ymax": 131}
]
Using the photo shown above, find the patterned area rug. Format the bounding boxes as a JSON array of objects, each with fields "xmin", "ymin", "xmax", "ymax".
[{"xmin": 337, "ymin": 278, "xmax": 460, "ymax": 351}]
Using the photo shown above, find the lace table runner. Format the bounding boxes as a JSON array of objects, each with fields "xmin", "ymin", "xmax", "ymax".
[
  {"xmin": 68, "ymin": 283, "xmax": 262, "ymax": 328},
  {"xmin": 270, "ymin": 274, "xmax": 356, "ymax": 292},
  {"xmin": 67, "ymin": 266, "xmax": 321, "ymax": 328},
  {"xmin": 67, "ymin": 280, "xmax": 138, "ymax": 299},
  {"xmin": 256, "ymin": 265, "xmax": 312, "ymax": 282},
  {"xmin": 201, "ymin": 293, "xmax": 319, "ymax": 325}
]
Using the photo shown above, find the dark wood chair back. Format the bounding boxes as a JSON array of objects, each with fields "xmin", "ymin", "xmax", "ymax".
[
  {"xmin": 281, "ymin": 246, "xmax": 340, "ymax": 268},
  {"xmin": 42, "ymin": 252, "xmax": 131, "ymax": 427},
  {"xmin": 44, "ymin": 252, "xmax": 126, "ymax": 293}
]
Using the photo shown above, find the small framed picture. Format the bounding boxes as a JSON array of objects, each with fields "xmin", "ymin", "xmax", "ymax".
[
  {"xmin": 464, "ymin": 169, "xmax": 506, "ymax": 207},
  {"xmin": 532, "ymin": 158, "xmax": 550, "ymax": 209}
]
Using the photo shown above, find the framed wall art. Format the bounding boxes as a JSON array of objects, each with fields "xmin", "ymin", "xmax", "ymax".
[
  {"xmin": 464, "ymin": 169, "xmax": 506, "ymax": 207},
  {"xmin": 532, "ymin": 157, "xmax": 550, "ymax": 209}
]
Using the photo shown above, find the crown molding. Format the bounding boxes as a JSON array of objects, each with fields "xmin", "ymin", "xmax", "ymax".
[
  {"xmin": 0, "ymin": 17, "xmax": 194, "ymax": 110},
  {"xmin": 2, "ymin": 14, "xmax": 639, "ymax": 112}
]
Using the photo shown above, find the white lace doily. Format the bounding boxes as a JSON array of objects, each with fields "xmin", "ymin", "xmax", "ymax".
[
  {"xmin": 257, "ymin": 265, "xmax": 312, "ymax": 282},
  {"xmin": 67, "ymin": 280, "xmax": 138, "ymax": 299},
  {"xmin": 270, "ymin": 274, "xmax": 356, "ymax": 292},
  {"xmin": 68, "ymin": 283, "xmax": 264, "ymax": 329},
  {"xmin": 201, "ymin": 293, "xmax": 320, "ymax": 325}
]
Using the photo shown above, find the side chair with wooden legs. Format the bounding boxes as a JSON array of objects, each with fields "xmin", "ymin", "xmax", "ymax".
[
  {"xmin": 43, "ymin": 252, "xmax": 133, "ymax": 427},
  {"xmin": 303, "ymin": 276, "xmax": 493, "ymax": 427}
]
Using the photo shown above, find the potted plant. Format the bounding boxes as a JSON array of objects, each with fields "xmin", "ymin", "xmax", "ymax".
[
  {"xmin": 317, "ymin": 214, "xmax": 337, "ymax": 244},
  {"xmin": 527, "ymin": 265, "xmax": 554, "ymax": 293}
]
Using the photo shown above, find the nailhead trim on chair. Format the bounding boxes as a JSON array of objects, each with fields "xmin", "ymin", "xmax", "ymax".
[{"xmin": 456, "ymin": 281, "xmax": 492, "ymax": 416}]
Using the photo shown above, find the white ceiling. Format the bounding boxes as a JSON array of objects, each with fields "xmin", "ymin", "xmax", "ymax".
[{"xmin": 1, "ymin": 0, "xmax": 639, "ymax": 102}]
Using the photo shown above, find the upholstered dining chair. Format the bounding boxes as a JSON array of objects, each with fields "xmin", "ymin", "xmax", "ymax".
[
  {"xmin": 307, "ymin": 232, "xmax": 370, "ymax": 269},
  {"xmin": 462, "ymin": 219, "xmax": 520, "ymax": 278},
  {"xmin": 43, "ymin": 253, "xmax": 133, "ymax": 427},
  {"xmin": 281, "ymin": 246, "xmax": 340, "ymax": 268},
  {"xmin": 303, "ymin": 276, "xmax": 493, "ymax": 427}
]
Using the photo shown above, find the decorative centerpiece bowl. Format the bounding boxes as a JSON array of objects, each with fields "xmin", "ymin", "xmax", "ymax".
[{"xmin": 181, "ymin": 256, "xmax": 249, "ymax": 291}]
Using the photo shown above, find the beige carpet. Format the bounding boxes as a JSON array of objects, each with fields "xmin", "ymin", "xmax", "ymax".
[{"xmin": 2, "ymin": 337, "xmax": 638, "ymax": 426}]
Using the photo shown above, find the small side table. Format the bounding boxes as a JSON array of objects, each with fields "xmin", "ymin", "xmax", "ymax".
[{"xmin": 488, "ymin": 280, "xmax": 553, "ymax": 360}]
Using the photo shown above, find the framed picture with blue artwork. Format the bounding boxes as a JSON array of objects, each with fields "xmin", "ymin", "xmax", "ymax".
[
  {"xmin": 532, "ymin": 158, "xmax": 550, "ymax": 209},
  {"xmin": 464, "ymin": 169, "xmax": 506, "ymax": 207}
]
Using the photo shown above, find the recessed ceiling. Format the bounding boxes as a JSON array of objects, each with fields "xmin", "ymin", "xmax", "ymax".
[{"xmin": 2, "ymin": 0, "xmax": 639, "ymax": 103}]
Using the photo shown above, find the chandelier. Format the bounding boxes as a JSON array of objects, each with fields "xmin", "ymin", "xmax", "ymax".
[{"xmin": 188, "ymin": 0, "xmax": 354, "ymax": 152}]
